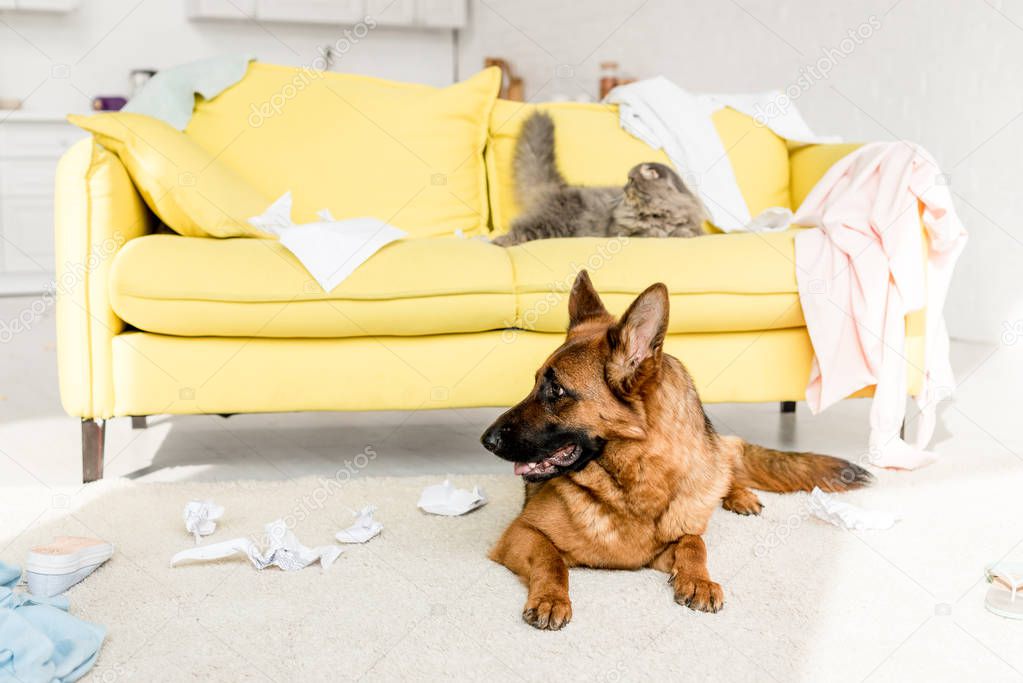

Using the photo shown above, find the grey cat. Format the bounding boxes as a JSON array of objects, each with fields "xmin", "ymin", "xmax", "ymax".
[{"xmin": 492, "ymin": 112, "xmax": 707, "ymax": 246}]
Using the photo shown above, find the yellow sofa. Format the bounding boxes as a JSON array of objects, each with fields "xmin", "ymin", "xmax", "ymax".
[{"xmin": 55, "ymin": 65, "xmax": 919, "ymax": 482}]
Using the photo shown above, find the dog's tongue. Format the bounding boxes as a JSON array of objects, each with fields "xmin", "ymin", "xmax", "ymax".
[{"xmin": 514, "ymin": 462, "xmax": 531, "ymax": 476}]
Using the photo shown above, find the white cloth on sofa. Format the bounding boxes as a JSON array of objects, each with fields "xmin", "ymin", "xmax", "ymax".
[
  {"xmin": 603, "ymin": 76, "xmax": 839, "ymax": 233},
  {"xmin": 248, "ymin": 192, "xmax": 406, "ymax": 293},
  {"xmin": 124, "ymin": 54, "xmax": 255, "ymax": 130}
]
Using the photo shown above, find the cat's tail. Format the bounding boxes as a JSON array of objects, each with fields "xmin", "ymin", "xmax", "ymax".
[{"xmin": 514, "ymin": 112, "xmax": 565, "ymax": 209}]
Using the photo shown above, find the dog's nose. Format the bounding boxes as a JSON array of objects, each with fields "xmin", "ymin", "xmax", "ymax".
[{"xmin": 481, "ymin": 426, "xmax": 502, "ymax": 452}]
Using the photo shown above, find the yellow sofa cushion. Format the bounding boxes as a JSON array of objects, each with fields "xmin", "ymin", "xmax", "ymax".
[
  {"xmin": 68, "ymin": 112, "xmax": 272, "ymax": 238},
  {"xmin": 184, "ymin": 64, "xmax": 501, "ymax": 238},
  {"xmin": 504, "ymin": 231, "xmax": 805, "ymax": 334},
  {"xmin": 486, "ymin": 100, "xmax": 790, "ymax": 234},
  {"xmin": 789, "ymin": 142, "xmax": 862, "ymax": 209},
  {"xmin": 109, "ymin": 229, "xmax": 804, "ymax": 339},
  {"xmin": 109, "ymin": 327, "xmax": 815, "ymax": 416},
  {"xmin": 108, "ymin": 235, "xmax": 516, "ymax": 338}
]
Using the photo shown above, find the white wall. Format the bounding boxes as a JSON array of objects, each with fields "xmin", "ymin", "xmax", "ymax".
[
  {"xmin": 0, "ymin": 0, "xmax": 455, "ymax": 115},
  {"xmin": 458, "ymin": 0, "xmax": 1023, "ymax": 344}
]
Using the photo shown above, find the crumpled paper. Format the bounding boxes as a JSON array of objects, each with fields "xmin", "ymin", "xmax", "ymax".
[
  {"xmin": 183, "ymin": 500, "xmax": 224, "ymax": 543},
  {"xmin": 417, "ymin": 480, "xmax": 487, "ymax": 516},
  {"xmin": 807, "ymin": 486, "xmax": 899, "ymax": 531},
  {"xmin": 248, "ymin": 192, "xmax": 406, "ymax": 293},
  {"xmin": 745, "ymin": 206, "xmax": 793, "ymax": 233},
  {"xmin": 335, "ymin": 506, "xmax": 383, "ymax": 544},
  {"xmin": 170, "ymin": 519, "xmax": 342, "ymax": 572}
]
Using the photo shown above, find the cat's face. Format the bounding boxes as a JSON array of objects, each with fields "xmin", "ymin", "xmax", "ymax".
[
  {"xmin": 624, "ymin": 162, "xmax": 692, "ymax": 201},
  {"xmin": 618, "ymin": 162, "xmax": 707, "ymax": 235}
]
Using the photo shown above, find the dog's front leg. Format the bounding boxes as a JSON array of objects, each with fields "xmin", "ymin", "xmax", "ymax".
[
  {"xmin": 668, "ymin": 534, "xmax": 724, "ymax": 613},
  {"xmin": 489, "ymin": 520, "xmax": 572, "ymax": 630}
]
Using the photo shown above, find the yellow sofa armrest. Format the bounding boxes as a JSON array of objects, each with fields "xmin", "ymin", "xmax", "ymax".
[
  {"xmin": 788, "ymin": 142, "xmax": 863, "ymax": 209},
  {"xmin": 55, "ymin": 138, "xmax": 155, "ymax": 419}
]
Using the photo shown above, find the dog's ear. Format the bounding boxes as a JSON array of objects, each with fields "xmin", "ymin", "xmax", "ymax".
[
  {"xmin": 568, "ymin": 270, "xmax": 609, "ymax": 328},
  {"xmin": 606, "ymin": 283, "xmax": 669, "ymax": 396}
]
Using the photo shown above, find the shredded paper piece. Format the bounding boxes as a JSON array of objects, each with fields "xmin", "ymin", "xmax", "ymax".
[
  {"xmin": 183, "ymin": 500, "xmax": 224, "ymax": 543},
  {"xmin": 807, "ymin": 487, "xmax": 899, "ymax": 531},
  {"xmin": 170, "ymin": 519, "xmax": 342, "ymax": 572},
  {"xmin": 335, "ymin": 506, "xmax": 383, "ymax": 544},
  {"xmin": 417, "ymin": 480, "xmax": 488, "ymax": 516},
  {"xmin": 248, "ymin": 192, "xmax": 406, "ymax": 293}
]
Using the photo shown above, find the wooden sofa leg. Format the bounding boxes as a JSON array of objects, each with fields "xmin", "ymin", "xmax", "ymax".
[
  {"xmin": 780, "ymin": 401, "xmax": 796, "ymax": 414},
  {"xmin": 82, "ymin": 419, "xmax": 105, "ymax": 483},
  {"xmin": 131, "ymin": 416, "xmax": 147, "ymax": 429}
]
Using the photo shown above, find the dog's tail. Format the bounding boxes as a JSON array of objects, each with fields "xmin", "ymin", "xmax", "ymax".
[
  {"xmin": 734, "ymin": 442, "xmax": 872, "ymax": 493},
  {"xmin": 514, "ymin": 112, "xmax": 565, "ymax": 209}
]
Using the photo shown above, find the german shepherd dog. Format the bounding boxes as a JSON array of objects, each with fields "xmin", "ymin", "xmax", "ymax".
[{"xmin": 481, "ymin": 271, "xmax": 871, "ymax": 630}]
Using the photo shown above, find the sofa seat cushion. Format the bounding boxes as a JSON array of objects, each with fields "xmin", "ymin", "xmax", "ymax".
[
  {"xmin": 505, "ymin": 230, "xmax": 806, "ymax": 334},
  {"xmin": 109, "ymin": 235, "xmax": 516, "ymax": 338}
]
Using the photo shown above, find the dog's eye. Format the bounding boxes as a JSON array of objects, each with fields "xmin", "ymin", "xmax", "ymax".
[{"xmin": 547, "ymin": 381, "xmax": 566, "ymax": 400}]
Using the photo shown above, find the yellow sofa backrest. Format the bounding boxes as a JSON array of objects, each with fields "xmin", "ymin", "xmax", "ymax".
[
  {"xmin": 485, "ymin": 99, "xmax": 791, "ymax": 234},
  {"xmin": 185, "ymin": 64, "xmax": 501, "ymax": 237}
]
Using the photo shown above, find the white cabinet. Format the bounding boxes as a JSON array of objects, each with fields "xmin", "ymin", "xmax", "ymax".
[
  {"xmin": 188, "ymin": 0, "xmax": 466, "ymax": 28},
  {"xmin": 365, "ymin": 0, "xmax": 414, "ymax": 26},
  {"xmin": 257, "ymin": 0, "xmax": 364, "ymax": 24},
  {"xmin": 0, "ymin": 0, "xmax": 80, "ymax": 11},
  {"xmin": 2, "ymin": 197, "xmax": 54, "ymax": 273},
  {"xmin": 186, "ymin": 0, "xmax": 256, "ymax": 19},
  {"xmin": 415, "ymin": 0, "xmax": 464, "ymax": 28},
  {"xmin": 0, "ymin": 114, "xmax": 87, "ymax": 294}
]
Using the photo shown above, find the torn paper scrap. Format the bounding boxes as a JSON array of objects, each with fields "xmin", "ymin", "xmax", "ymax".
[
  {"xmin": 183, "ymin": 500, "xmax": 225, "ymax": 543},
  {"xmin": 170, "ymin": 519, "xmax": 342, "ymax": 571},
  {"xmin": 246, "ymin": 191, "xmax": 294, "ymax": 235},
  {"xmin": 745, "ymin": 206, "xmax": 793, "ymax": 233},
  {"xmin": 248, "ymin": 191, "xmax": 406, "ymax": 293},
  {"xmin": 336, "ymin": 506, "xmax": 383, "ymax": 544},
  {"xmin": 807, "ymin": 486, "xmax": 899, "ymax": 531},
  {"xmin": 417, "ymin": 480, "xmax": 488, "ymax": 516}
]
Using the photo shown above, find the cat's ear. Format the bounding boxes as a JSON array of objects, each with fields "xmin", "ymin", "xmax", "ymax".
[
  {"xmin": 568, "ymin": 270, "xmax": 610, "ymax": 328},
  {"xmin": 606, "ymin": 283, "xmax": 668, "ymax": 395}
]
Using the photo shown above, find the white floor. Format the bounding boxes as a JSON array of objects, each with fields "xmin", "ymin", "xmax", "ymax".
[{"xmin": 2, "ymin": 295, "xmax": 1022, "ymax": 680}]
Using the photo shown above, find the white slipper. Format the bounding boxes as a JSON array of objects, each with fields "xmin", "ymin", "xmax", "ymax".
[
  {"xmin": 25, "ymin": 536, "xmax": 113, "ymax": 597},
  {"xmin": 985, "ymin": 561, "xmax": 1023, "ymax": 619}
]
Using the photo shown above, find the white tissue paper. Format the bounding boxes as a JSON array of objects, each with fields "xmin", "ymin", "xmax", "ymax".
[
  {"xmin": 335, "ymin": 506, "xmax": 383, "ymax": 544},
  {"xmin": 183, "ymin": 500, "xmax": 224, "ymax": 543},
  {"xmin": 170, "ymin": 518, "xmax": 343, "ymax": 571},
  {"xmin": 248, "ymin": 192, "xmax": 406, "ymax": 293},
  {"xmin": 745, "ymin": 207, "xmax": 793, "ymax": 233},
  {"xmin": 417, "ymin": 480, "xmax": 488, "ymax": 516},
  {"xmin": 807, "ymin": 486, "xmax": 899, "ymax": 531}
]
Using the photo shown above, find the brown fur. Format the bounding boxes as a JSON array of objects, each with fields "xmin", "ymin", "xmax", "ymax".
[
  {"xmin": 491, "ymin": 112, "xmax": 707, "ymax": 246},
  {"xmin": 482, "ymin": 271, "xmax": 871, "ymax": 630}
]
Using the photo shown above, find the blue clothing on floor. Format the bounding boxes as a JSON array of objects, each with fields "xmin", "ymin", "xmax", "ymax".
[
  {"xmin": 0, "ymin": 562, "xmax": 105, "ymax": 683},
  {"xmin": 0, "ymin": 564, "xmax": 18, "ymax": 590}
]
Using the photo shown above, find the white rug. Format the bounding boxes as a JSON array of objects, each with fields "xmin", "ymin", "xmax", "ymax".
[{"xmin": 2, "ymin": 467, "xmax": 1021, "ymax": 682}]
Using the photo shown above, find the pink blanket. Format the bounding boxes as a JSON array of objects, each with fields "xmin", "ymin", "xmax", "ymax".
[{"xmin": 794, "ymin": 142, "xmax": 967, "ymax": 469}]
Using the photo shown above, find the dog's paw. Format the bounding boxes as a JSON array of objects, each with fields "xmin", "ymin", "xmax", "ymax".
[
  {"xmin": 722, "ymin": 489, "xmax": 763, "ymax": 516},
  {"xmin": 522, "ymin": 594, "xmax": 572, "ymax": 630},
  {"xmin": 672, "ymin": 576, "xmax": 724, "ymax": 613}
]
